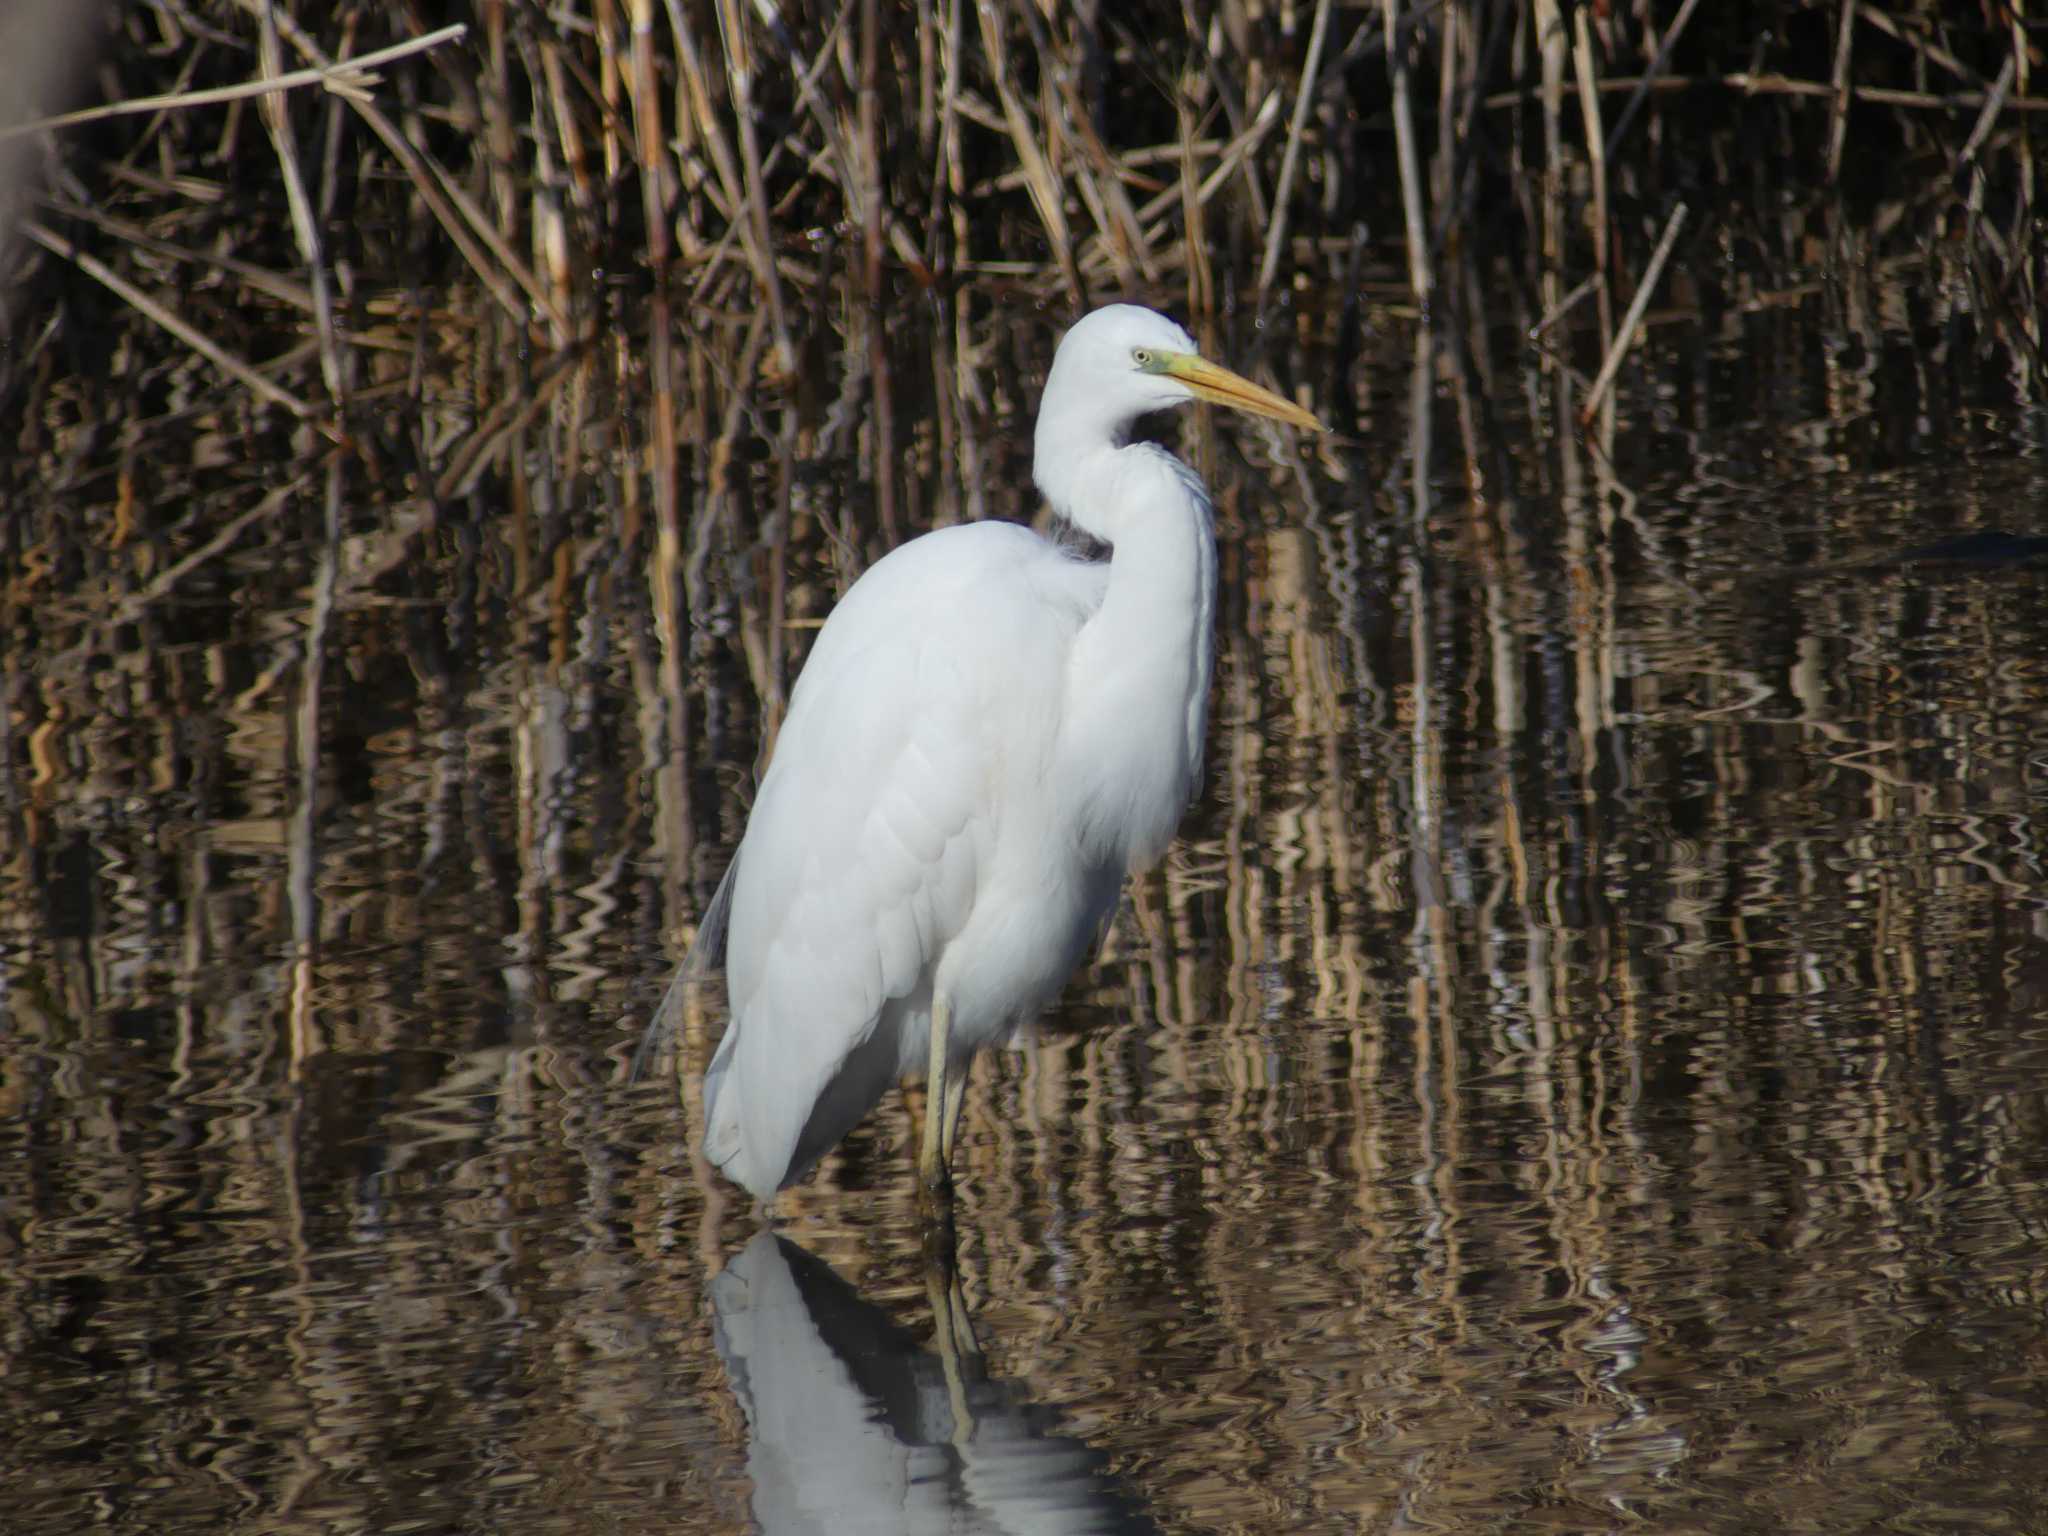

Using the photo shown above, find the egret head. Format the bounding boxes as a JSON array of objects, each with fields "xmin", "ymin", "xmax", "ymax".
[{"xmin": 1033, "ymin": 305, "xmax": 1324, "ymax": 531}]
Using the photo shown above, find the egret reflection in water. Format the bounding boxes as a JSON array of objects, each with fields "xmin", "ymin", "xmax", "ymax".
[{"xmin": 710, "ymin": 1233, "xmax": 1162, "ymax": 1534}]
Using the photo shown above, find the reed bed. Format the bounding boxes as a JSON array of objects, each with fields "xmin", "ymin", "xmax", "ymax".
[
  {"xmin": 2, "ymin": 0, "xmax": 2044, "ymax": 1197},
  {"xmin": 1, "ymin": 6, "xmax": 2041, "ymax": 1072},
  {"xmin": 5, "ymin": 1, "xmax": 2041, "ymax": 454}
]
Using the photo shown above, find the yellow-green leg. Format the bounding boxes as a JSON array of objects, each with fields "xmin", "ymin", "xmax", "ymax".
[{"xmin": 919, "ymin": 995, "xmax": 955, "ymax": 1208}]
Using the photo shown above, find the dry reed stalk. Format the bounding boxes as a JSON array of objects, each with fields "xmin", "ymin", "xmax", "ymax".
[
  {"xmin": 915, "ymin": 0, "xmax": 936, "ymax": 155},
  {"xmin": 527, "ymin": 91, "xmax": 575, "ymax": 345},
  {"xmin": 43, "ymin": 198, "xmax": 315, "ymax": 310},
  {"xmin": 481, "ymin": 5, "xmax": 517, "ymax": 262},
  {"xmin": 1528, "ymin": 270, "xmax": 1604, "ymax": 338},
  {"xmin": 1825, "ymin": 0, "xmax": 1858, "ymax": 181},
  {"xmin": 1571, "ymin": 1, "xmax": 1613, "ymax": 429},
  {"xmin": 256, "ymin": 0, "xmax": 344, "ymax": 407},
  {"xmin": 858, "ymin": 0, "xmax": 897, "ymax": 543},
  {"xmin": 287, "ymin": 465, "xmax": 343, "ymax": 1074},
  {"xmin": 630, "ymin": 0, "xmax": 689, "ymax": 860},
  {"xmin": 1487, "ymin": 71, "xmax": 2048, "ymax": 113},
  {"xmin": 1111, "ymin": 87, "xmax": 1282, "ymax": 264},
  {"xmin": 114, "ymin": 476, "xmax": 310, "ymax": 622},
  {"xmin": 1056, "ymin": 113, "xmax": 1153, "ymax": 291},
  {"xmin": 1257, "ymin": 0, "xmax": 1334, "ymax": 297},
  {"xmin": 1958, "ymin": 53, "xmax": 2017, "ymax": 168},
  {"xmin": 247, "ymin": 3, "xmax": 560, "ymax": 334},
  {"xmin": 595, "ymin": 0, "xmax": 624, "ymax": 185},
  {"xmin": 22, "ymin": 216, "xmax": 315, "ymax": 418},
  {"xmin": 667, "ymin": 7, "xmax": 755, "ymax": 295},
  {"xmin": 1571, "ymin": 5, "xmax": 1607, "ymax": 260},
  {"xmin": 0, "ymin": 22, "xmax": 467, "ymax": 143},
  {"xmin": 433, "ymin": 350, "xmax": 587, "ymax": 501},
  {"xmin": 1009, "ymin": 1, "xmax": 1152, "ymax": 289},
  {"xmin": 1533, "ymin": 0, "xmax": 1567, "ymax": 322},
  {"xmin": 973, "ymin": 1, "xmax": 1083, "ymax": 304},
  {"xmin": 1604, "ymin": 0, "xmax": 1701, "ymax": 157},
  {"xmin": 2011, "ymin": 2, "xmax": 2035, "ymax": 310},
  {"xmin": 1853, "ymin": 3, "xmax": 1977, "ymax": 85},
  {"xmin": 1578, "ymin": 201, "xmax": 1687, "ymax": 425},
  {"xmin": 1432, "ymin": 0, "xmax": 1459, "ymax": 236},
  {"xmin": 1385, "ymin": 0, "xmax": 1430, "ymax": 303},
  {"xmin": 681, "ymin": 10, "xmax": 856, "ymax": 305},
  {"xmin": 1959, "ymin": 54, "xmax": 2018, "ymax": 264},
  {"xmin": 1179, "ymin": 93, "xmax": 1214, "ymax": 318},
  {"xmin": 539, "ymin": 41, "xmax": 595, "ymax": 214},
  {"xmin": 712, "ymin": 0, "xmax": 796, "ymax": 376},
  {"xmin": 936, "ymin": 0, "xmax": 970, "ymax": 280},
  {"xmin": 1850, "ymin": 82, "xmax": 2047, "ymax": 111}
]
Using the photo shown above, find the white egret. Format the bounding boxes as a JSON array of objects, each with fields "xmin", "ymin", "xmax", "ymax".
[{"xmin": 683, "ymin": 304, "xmax": 1323, "ymax": 1208}]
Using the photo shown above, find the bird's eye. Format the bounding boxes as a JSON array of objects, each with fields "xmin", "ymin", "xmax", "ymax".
[{"xmin": 1131, "ymin": 347, "xmax": 1154, "ymax": 368}]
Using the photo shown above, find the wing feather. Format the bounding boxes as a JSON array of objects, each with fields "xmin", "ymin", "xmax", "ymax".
[{"xmin": 701, "ymin": 522, "xmax": 1097, "ymax": 1196}]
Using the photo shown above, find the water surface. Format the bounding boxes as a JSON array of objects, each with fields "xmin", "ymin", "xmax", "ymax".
[{"xmin": 5, "ymin": 272, "xmax": 2048, "ymax": 1535}]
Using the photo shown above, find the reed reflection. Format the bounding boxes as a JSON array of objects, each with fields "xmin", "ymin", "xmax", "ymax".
[{"xmin": 711, "ymin": 1232, "xmax": 1162, "ymax": 1536}]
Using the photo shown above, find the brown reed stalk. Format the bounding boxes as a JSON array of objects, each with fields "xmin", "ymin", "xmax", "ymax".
[
  {"xmin": 1179, "ymin": 92, "xmax": 1214, "ymax": 318},
  {"xmin": 0, "ymin": 22, "xmax": 467, "ymax": 143},
  {"xmin": 1604, "ymin": 0, "xmax": 1702, "ymax": 157},
  {"xmin": 1389, "ymin": 0, "xmax": 1433, "ymax": 304},
  {"xmin": 1571, "ymin": 1, "xmax": 1613, "ymax": 431},
  {"xmin": 22, "ymin": 216, "xmax": 315, "ymax": 417},
  {"xmin": 1258, "ymin": 0, "xmax": 1333, "ymax": 298},
  {"xmin": 711, "ymin": 0, "xmax": 796, "ymax": 375},
  {"xmin": 1579, "ymin": 200, "xmax": 1688, "ymax": 425},
  {"xmin": 256, "ymin": 0, "xmax": 344, "ymax": 408},
  {"xmin": 974, "ymin": 0, "xmax": 1083, "ymax": 304},
  {"xmin": 248, "ymin": 3, "xmax": 561, "ymax": 333},
  {"xmin": 859, "ymin": 0, "xmax": 899, "ymax": 544},
  {"xmin": 1009, "ymin": 1, "xmax": 1153, "ymax": 289},
  {"xmin": 1826, "ymin": 0, "xmax": 1858, "ymax": 182}
]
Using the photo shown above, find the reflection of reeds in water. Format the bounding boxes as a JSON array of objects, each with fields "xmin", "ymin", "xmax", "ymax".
[{"xmin": 2, "ymin": 3, "xmax": 2047, "ymax": 1530}]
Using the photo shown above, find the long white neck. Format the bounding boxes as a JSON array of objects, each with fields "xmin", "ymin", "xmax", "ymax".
[{"xmin": 1047, "ymin": 438, "xmax": 1218, "ymax": 875}]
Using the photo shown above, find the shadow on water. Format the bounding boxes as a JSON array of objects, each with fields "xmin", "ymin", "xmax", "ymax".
[{"xmin": 712, "ymin": 1233, "xmax": 1161, "ymax": 1535}]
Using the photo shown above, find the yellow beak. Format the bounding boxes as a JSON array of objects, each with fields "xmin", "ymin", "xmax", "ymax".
[{"xmin": 1160, "ymin": 352, "xmax": 1327, "ymax": 433}]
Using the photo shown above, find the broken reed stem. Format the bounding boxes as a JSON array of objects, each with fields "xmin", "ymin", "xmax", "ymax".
[
  {"xmin": 1528, "ymin": 269, "xmax": 1604, "ymax": 338},
  {"xmin": 1604, "ymin": 0, "xmax": 1702, "ymax": 159},
  {"xmin": 1959, "ymin": 53, "xmax": 2018, "ymax": 262},
  {"xmin": 1579, "ymin": 201, "xmax": 1688, "ymax": 425},
  {"xmin": 1958, "ymin": 52, "xmax": 2016, "ymax": 168},
  {"xmin": 0, "ymin": 22, "xmax": 467, "ymax": 143},
  {"xmin": 1852, "ymin": 3, "xmax": 1979, "ymax": 87},
  {"xmin": 1257, "ymin": 0, "xmax": 1333, "ymax": 297},
  {"xmin": 116, "ymin": 476, "xmax": 311, "ymax": 621},
  {"xmin": 23, "ymin": 217, "xmax": 315, "ymax": 418}
]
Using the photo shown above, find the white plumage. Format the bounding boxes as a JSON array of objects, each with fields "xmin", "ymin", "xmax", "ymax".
[{"xmin": 691, "ymin": 304, "xmax": 1323, "ymax": 1204}]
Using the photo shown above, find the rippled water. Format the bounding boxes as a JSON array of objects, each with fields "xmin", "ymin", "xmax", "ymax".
[{"xmin": 5, "ymin": 282, "xmax": 2048, "ymax": 1535}]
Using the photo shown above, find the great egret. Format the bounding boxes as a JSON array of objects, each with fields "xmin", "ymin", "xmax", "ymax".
[{"xmin": 683, "ymin": 304, "xmax": 1323, "ymax": 1208}]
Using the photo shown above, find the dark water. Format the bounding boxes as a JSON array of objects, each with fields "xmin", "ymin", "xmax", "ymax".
[{"xmin": 5, "ymin": 270, "xmax": 2048, "ymax": 1535}]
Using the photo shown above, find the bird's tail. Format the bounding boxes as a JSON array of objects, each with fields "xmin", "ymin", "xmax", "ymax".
[
  {"xmin": 628, "ymin": 858, "xmax": 740, "ymax": 1082},
  {"xmin": 700, "ymin": 1020, "xmax": 748, "ymax": 1180}
]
